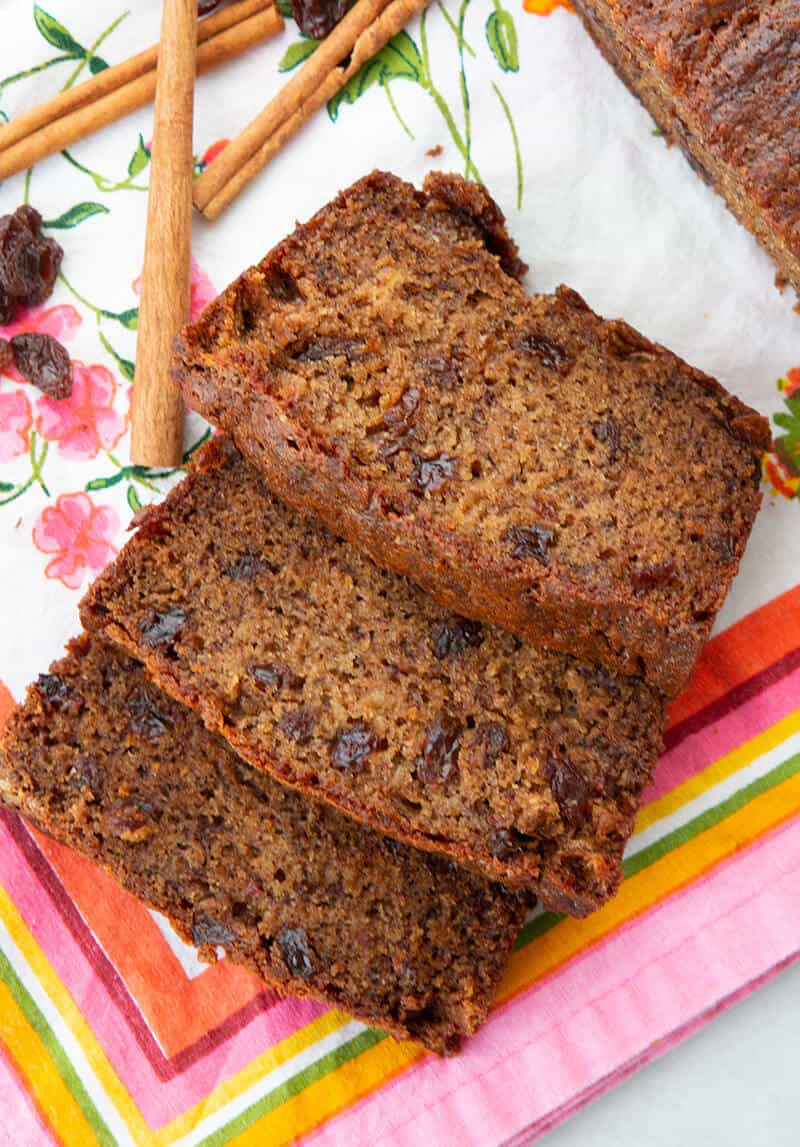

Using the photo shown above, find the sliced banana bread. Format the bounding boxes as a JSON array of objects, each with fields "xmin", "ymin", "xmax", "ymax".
[
  {"xmin": 172, "ymin": 171, "xmax": 770, "ymax": 696},
  {"xmin": 0, "ymin": 635, "xmax": 526, "ymax": 1055},
  {"xmin": 81, "ymin": 437, "xmax": 666, "ymax": 916}
]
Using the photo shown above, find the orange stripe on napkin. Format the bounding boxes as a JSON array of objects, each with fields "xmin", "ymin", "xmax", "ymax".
[{"xmin": 669, "ymin": 585, "xmax": 800, "ymax": 729}]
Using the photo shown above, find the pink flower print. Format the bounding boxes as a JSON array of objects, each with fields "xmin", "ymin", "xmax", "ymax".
[
  {"xmin": 0, "ymin": 302, "xmax": 82, "ymax": 342},
  {"xmin": 36, "ymin": 361, "xmax": 127, "ymax": 460},
  {"xmin": 0, "ymin": 304, "xmax": 82, "ymax": 382},
  {"xmin": 189, "ymin": 259, "xmax": 216, "ymax": 320},
  {"xmin": 0, "ymin": 390, "xmax": 33, "ymax": 462},
  {"xmin": 33, "ymin": 493, "xmax": 120, "ymax": 590},
  {"xmin": 132, "ymin": 257, "xmax": 216, "ymax": 322}
]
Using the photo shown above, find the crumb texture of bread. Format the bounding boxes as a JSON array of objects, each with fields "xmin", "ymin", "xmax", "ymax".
[
  {"xmin": 572, "ymin": 0, "xmax": 800, "ymax": 291},
  {"xmin": 172, "ymin": 171, "xmax": 770, "ymax": 695},
  {"xmin": 81, "ymin": 438, "xmax": 666, "ymax": 916},
  {"xmin": 0, "ymin": 635, "xmax": 526, "ymax": 1055}
]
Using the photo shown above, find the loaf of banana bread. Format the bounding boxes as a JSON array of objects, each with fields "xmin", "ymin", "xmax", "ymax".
[
  {"xmin": 573, "ymin": 0, "xmax": 800, "ymax": 293},
  {"xmin": 81, "ymin": 437, "xmax": 666, "ymax": 916},
  {"xmin": 0, "ymin": 635, "xmax": 526, "ymax": 1055},
  {"xmin": 172, "ymin": 171, "xmax": 770, "ymax": 695}
]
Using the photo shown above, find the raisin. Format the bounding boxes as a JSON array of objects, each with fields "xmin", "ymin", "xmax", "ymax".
[
  {"xmin": 223, "ymin": 550, "xmax": 274, "ymax": 580},
  {"xmin": 417, "ymin": 713, "xmax": 461, "ymax": 786},
  {"xmin": 503, "ymin": 524, "xmax": 556, "ymax": 562},
  {"xmin": 543, "ymin": 757, "xmax": 590, "ymax": 830},
  {"xmin": 192, "ymin": 913, "xmax": 235, "ymax": 947},
  {"xmin": 591, "ymin": 415, "xmax": 621, "ymax": 462},
  {"xmin": 478, "ymin": 721, "xmax": 510, "ymax": 769},
  {"xmin": 575, "ymin": 662, "xmax": 620, "ymax": 699},
  {"xmin": 66, "ymin": 755, "xmax": 100, "ymax": 796},
  {"xmin": 104, "ymin": 797, "xmax": 157, "ymax": 842},
  {"xmin": 0, "ymin": 210, "xmax": 33, "ymax": 299},
  {"xmin": 278, "ymin": 926, "xmax": 315, "ymax": 978},
  {"xmin": 0, "ymin": 338, "xmax": 11, "ymax": 372},
  {"xmin": 277, "ymin": 707, "xmax": 316, "ymax": 744},
  {"xmin": 431, "ymin": 618, "xmax": 483, "ymax": 659},
  {"xmin": 0, "ymin": 288, "xmax": 13, "ymax": 327},
  {"xmin": 36, "ymin": 672, "xmax": 80, "ymax": 713},
  {"xmin": 0, "ymin": 206, "xmax": 62, "ymax": 307},
  {"xmin": 291, "ymin": 0, "xmax": 348, "ymax": 39},
  {"xmin": 515, "ymin": 331, "xmax": 571, "ymax": 371},
  {"xmin": 248, "ymin": 661, "xmax": 305, "ymax": 692},
  {"xmin": 11, "ymin": 333, "xmax": 72, "ymax": 399},
  {"xmin": 716, "ymin": 536, "xmax": 736, "ymax": 562},
  {"xmin": 14, "ymin": 205, "xmax": 42, "ymax": 232},
  {"xmin": 630, "ymin": 559, "xmax": 677, "ymax": 595},
  {"xmin": 331, "ymin": 720, "xmax": 378, "ymax": 773},
  {"xmin": 419, "ymin": 354, "xmax": 461, "ymax": 388},
  {"xmin": 25, "ymin": 237, "xmax": 62, "ymax": 306},
  {"xmin": 292, "ymin": 335, "xmax": 364, "ymax": 363},
  {"xmin": 139, "ymin": 604, "xmax": 188, "ymax": 647},
  {"xmin": 125, "ymin": 686, "xmax": 172, "ymax": 740},
  {"xmin": 413, "ymin": 452, "xmax": 456, "ymax": 492},
  {"xmin": 383, "ymin": 387, "xmax": 420, "ymax": 434},
  {"xmin": 264, "ymin": 266, "xmax": 302, "ymax": 302}
]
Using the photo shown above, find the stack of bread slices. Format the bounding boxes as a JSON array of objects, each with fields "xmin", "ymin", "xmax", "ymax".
[{"xmin": 0, "ymin": 172, "xmax": 770, "ymax": 1055}]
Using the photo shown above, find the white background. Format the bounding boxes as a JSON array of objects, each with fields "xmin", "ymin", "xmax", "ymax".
[{"xmin": 541, "ymin": 959, "xmax": 800, "ymax": 1146}]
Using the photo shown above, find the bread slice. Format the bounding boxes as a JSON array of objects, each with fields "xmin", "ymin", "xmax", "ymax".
[
  {"xmin": 573, "ymin": 0, "xmax": 800, "ymax": 293},
  {"xmin": 81, "ymin": 437, "xmax": 666, "ymax": 916},
  {"xmin": 172, "ymin": 171, "xmax": 770, "ymax": 696},
  {"xmin": 0, "ymin": 635, "xmax": 526, "ymax": 1055}
]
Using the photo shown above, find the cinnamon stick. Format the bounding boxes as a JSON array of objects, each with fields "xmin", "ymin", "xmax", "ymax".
[
  {"xmin": 0, "ymin": 4, "xmax": 283, "ymax": 181},
  {"xmin": 201, "ymin": 70, "xmax": 338, "ymax": 221},
  {"xmin": 198, "ymin": 0, "xmax": 429, "ymax": 219},
  {"xmin": 0, "ymin": 0, "xmax": 271, "ymax": 154},
  {"xmin": 193, "ymin": 0, "xmax": 397, "ymax": 211},
  {"xmin": 130, "ymin": 0, "xmax": 197, "ymax": 468}
]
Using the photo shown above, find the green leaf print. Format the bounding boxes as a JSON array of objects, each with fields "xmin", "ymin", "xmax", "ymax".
[
  {"xmin": 99, "ymin": 332, "xmax": 135, "ymax": 382},
  {"xmin": 328, "ymin": 32, "xmax": 422, "ymax": 121},
  {"xmin": 127, "ymin": 485, "xmax": 143, "ymax": 514},
  {"xmin": 86, "ymin": 472, "xmax": 124, "ymax": 491},
  {"xmin": 101, "ymin": 306, "xmax": 139, "ymax": 331},
  {"xmin": 33, "ymin": 5, "xmax": 85, "ymax": 56},
  {"xmin": 275, "ymin": 0, "xmax": 293, "ymax": 17},
  {"xmin": 89, "ymin": 55, "xmax": 108, "ymax": 74},
  {"xmin": 128, "ymin": 134, "xmax": 150, "ymax": 178},
  {"xmin": 486, "ymin": 4, "xmax": 518, "ymax": 73},
  {"xmin": 278, "ymin": 38, "xmax": 318, "ymax": 72},
  {"xmin": 273, "ymin": 3, "xmax": 523, "ymax": 195},
  {"xmin": 774, "ymin": 394, "xmax": 800, "ymax": 478},
  {"xmin": 43, "ymin": 202, "xmax": 109, "ymax": 229}
]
